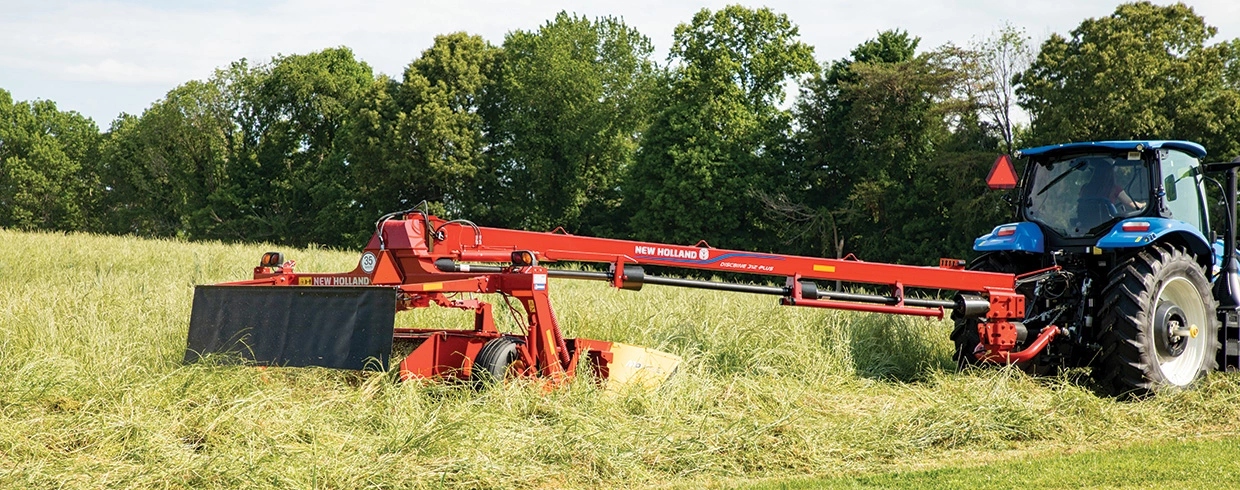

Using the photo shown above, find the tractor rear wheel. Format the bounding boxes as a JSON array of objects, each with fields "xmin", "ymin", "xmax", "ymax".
[
  {"xmin": 1095, "ymin": 244, "xmax": 1220, "ymax": 396},
  {"xmin": 471, "ymin": 336, "xmax": 529, "ymax": 387}
]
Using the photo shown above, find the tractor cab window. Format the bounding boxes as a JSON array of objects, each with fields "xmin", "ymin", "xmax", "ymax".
[
  {"xmin": 1158, "ymin": 149, "xmax": 1206, "ymax": 233},
  {"xmin": 1025, "ymin": 153, "xmax": 1150, "ymax": 238}
]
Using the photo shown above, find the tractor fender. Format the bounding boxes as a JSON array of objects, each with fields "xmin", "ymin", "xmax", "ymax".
[
  {"xmin": 974, "ymin": 222, "xmax": 1045, "ymax": 253},
  {"xmin": 1096, "ymin": 218, "xmax": 1213, "ymax": 266}
]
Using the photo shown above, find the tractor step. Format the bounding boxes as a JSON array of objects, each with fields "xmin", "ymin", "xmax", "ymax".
[
  {"xmin": 1220, "ymin": 309, "xmax": 1239, "ymax": 372},
  {"xmin": 186, "ymin": 285, "xmax": 397, "ymax": 370}
]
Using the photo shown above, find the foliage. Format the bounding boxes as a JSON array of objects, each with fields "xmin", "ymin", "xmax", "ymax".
[
  {"xmin": 1016, "ymin": 1, "xmax": 1240, "ymax": 156},
  {"xmin": 345, "ymin": 33, "xmax": 499, "ymax": 224},
  {"xmin": 787, "ymin": 31, "xmax": 1007, "ymax": 265},
  {"xmin": 0, "ymin": 89, "xmax": 102, "ymax": 231},
  {"xmin": 624, "ymin": 5, "xmax": 816, "ymax": 251},
  {"xmin": 968, "ymin": 24, "xmax": 1034, "ymax": 155},
  {"xmin": 229, "ymin": 47, "xmax": 376, "ymax": 246},
  {"xmin": 97, "ymin": 80, "xmax": 234, "ymax": 237},
  {"xmin": 99, "ymin": 48, "xmax": 375, "ymax": 247},
  {"xmin": 479, "ymin": 13, "xmax": 656, "ymax": 235}
]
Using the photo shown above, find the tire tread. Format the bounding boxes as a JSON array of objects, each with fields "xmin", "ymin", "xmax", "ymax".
[{"xmin": 1094, "ymin": 244, "xmax": 1220, "ymax": 396}]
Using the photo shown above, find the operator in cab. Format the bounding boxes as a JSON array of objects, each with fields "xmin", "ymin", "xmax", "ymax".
[{"xmin": 1081, "ymin": 161, "xmax": 1146, "ymax": 212}]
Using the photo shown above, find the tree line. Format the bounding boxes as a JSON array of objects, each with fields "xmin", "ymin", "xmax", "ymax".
[{"xmin": 3, "ymin": 2, "xmax": 1239, "ymax": 266}]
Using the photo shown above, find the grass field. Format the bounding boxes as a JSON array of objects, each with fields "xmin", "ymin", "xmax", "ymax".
[
  {"xmin": 751, "ymin": 436, "xmax": 1240, "ymax": 489},
  {"xmin": 2, "ymin": 228, "xmax": 1240, "ymax": 488}
]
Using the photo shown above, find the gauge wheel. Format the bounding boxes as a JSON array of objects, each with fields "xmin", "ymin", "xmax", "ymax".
[
  {"xmin": 1095, "ymin": 244, "xmax": 1220, "ymax": 396},
  {"xmin": 471, "ymin": 336, "xmax": 530, "ymax": 388}
]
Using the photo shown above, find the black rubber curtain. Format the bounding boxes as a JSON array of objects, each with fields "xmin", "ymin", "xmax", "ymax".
[{"xmin": 185, "ymin": 286, "xmax": 396, "ymax": 370}]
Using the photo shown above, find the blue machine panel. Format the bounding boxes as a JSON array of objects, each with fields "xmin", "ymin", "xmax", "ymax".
[
  {"xmin": 1095, "ymin": 218, "xmax": 1212, "ymax": 263},
  {"xmin": 974, "ymin": 222, "xmax": 1045, "ymax": 253}
]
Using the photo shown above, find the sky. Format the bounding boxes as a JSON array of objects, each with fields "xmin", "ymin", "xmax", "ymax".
[{"xmin": 2, "ymin": 0, "xmax": 1238, "ymax": 127}]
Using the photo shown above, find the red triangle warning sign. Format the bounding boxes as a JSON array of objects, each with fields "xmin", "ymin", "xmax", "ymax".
[{"xmin": 986, "ymin": 155, "xmax": 1018, "ymax": 190}]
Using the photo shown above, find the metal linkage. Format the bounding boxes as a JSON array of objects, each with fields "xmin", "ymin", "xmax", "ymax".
[
  {"xmin": 436, "ymin": 259, "xmax": 955, "ymax": 313},
  {"xmin": 431, "ymin": 219, "xmax": 1015, "ymax": 293}
]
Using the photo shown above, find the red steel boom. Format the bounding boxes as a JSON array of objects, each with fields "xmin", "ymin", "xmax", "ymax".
[{"xmin": 186, "ymin": 211, "xmax": 1039, "ymax": 387}]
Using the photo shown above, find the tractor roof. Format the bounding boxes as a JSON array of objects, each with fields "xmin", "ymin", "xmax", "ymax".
[{"xmin": 1018, "ymin": 140, "xmax": 1207, "ymax": 159}]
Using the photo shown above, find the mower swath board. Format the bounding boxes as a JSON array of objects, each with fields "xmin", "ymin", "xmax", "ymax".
[{"xmin": 185, "ymin": 286, "xmax": 396, "ymax": 370}]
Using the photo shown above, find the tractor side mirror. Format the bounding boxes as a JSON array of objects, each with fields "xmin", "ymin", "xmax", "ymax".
[
  {"xmin": 1164, "ymin": 175, "xmax": 1178, "ymax": 201},
  {"xmin": 1204, "ymin": 156, "xmax": 1240, "ymax": 173},
  {"xmin": 987, "ymin": 155, "xmax": 1018, "ymax": 190}
]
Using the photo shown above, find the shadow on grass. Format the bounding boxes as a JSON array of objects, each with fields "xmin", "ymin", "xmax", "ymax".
[{"xmin": 847, "ymin": 314, "xmax": 954, "ymax": 382}]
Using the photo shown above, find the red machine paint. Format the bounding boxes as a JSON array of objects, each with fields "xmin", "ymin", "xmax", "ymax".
[
  {"xmin": 207, "ymin": 212, "xmax": 1039, "ymax": 382},
  {"xmin": 976, "ymin": 327, "xmax": 1059, "ymax": 364}
]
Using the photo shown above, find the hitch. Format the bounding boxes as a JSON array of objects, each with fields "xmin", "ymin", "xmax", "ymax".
[{"xmin": 976, "ymin": 326, "xmax": 1060, "ymax": 364}]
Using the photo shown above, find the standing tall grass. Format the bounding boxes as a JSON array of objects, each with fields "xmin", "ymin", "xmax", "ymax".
[{"xmin": 1, "ymin": 229, "xmax": 1238, "ymax": 488}]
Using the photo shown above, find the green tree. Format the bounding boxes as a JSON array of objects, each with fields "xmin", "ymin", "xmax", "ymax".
[
  {"xmin": 1016, "ymin": 1, "xmax": 1240, "ymax": 156},
  {"xmin": 625, "ymin": 5, "xmax": 815, "ymax": 250},
  {"xmin": 345, "ymin": 33, "xmax": 499, "ymax": 223},
  {"xmin": 480, "ymin": 13, "xmax": 656, "ymax": 234},
  {"xmin": 98, "ymin": 80, "xmax": 235, "ymax": 237},
  {"xmin": 785, "ymin": 31, "xmax": 1004, "ymax": 265},
  {"xmin": 968, "ymin": 24, "xmax": 1033, "ymax": 155},
  {"xmin": 101, "ymin": 48, "xmax": 375, "ymax": 247},
  {"xmin": 238, "ymin": 47, "xmax": 375, "ymax": 246},
  {"xmin": 0, "ymin": 89, "xmax": 102, "ymax": 231}
]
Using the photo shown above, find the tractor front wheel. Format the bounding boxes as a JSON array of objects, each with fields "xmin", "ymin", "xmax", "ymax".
[{"xmin": 1096, "ymin": 244, "xmax": 1220, "ymax": 396}]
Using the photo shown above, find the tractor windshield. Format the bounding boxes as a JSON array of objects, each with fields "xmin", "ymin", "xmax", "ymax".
[{"xmin": 1025, "ymin": 153, "xmax": 1150, "ymax": 238}]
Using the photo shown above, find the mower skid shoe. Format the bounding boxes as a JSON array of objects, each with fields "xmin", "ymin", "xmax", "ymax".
[{"xmin": 185, "ymin": 286, "xmax": 396, "ymax": 371}]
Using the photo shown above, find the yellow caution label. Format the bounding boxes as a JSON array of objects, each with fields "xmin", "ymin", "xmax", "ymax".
[
  {"xmin": 1092, "ymin": 247, "xmax": 1103, "ymax": 255},
  {"xmin": 544, "ymin": 329, "xmax": 557, "ymax": 359},
  {"xmin": 813, "ymin": 265, "xmax": 836, "ymax": 273},
  {"xmin": 299, "ymin": 277, "xmax": 312, "ymax": 285},
  {"xmin": 423, "ymin": 282, "xmax": 443, "ymax": 291}
]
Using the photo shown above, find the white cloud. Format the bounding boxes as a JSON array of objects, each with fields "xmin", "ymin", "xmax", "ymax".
[{"xmin": 61, "ymin": 59, "xmax": 184, "ymax": 84}]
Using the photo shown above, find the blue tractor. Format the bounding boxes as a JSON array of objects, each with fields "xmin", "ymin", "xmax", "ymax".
[{"xmin": 955, "ymin": 140, "xmax": 1240, "ymax": 395}]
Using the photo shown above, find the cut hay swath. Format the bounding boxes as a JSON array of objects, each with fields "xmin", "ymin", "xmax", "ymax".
[{"xmin": 1, "ymin": 229, "xmax": 1238, "ymax": 488}]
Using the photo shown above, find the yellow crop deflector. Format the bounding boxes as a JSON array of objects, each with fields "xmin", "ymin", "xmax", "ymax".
[{"xmin": 603, "ymin": 342, "xmax": 681, "ymax": 391}]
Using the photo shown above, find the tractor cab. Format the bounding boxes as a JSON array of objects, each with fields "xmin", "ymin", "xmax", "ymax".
[
  {"xmin": 978, "ymin": 141, "xmax": 1213, "ymax": 256},
  {"xmin": 1020, "ymin": 141, "xmax": 1209, "ymax": 245},
  {"xmin": 1024, "ymin": 152, "xmax": 1153, "ymax": 239}
]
